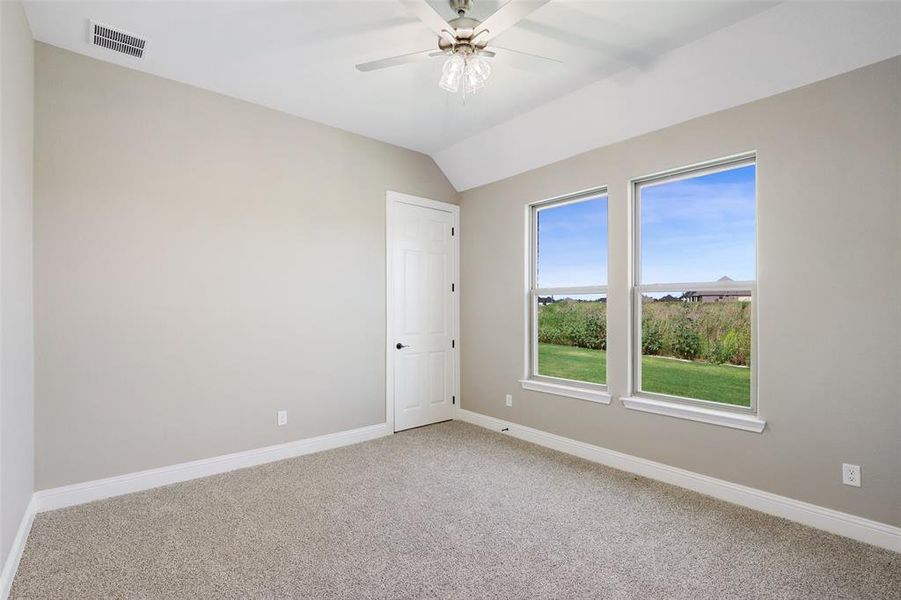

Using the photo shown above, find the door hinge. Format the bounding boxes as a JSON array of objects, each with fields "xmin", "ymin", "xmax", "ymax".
[
  {"xmin": 451, "ymin": 283, "xmax": 455, "ymax": 292},
  {"xmin": 451, "ymin": 339, "xmax": 455, "ymax": 348},
  {"xmin": 452, "ymin": 395, "xmax": 456, "ymax": 405},
  {"xmin": 451, "ymin": 226, "xmax": 455, "ymax": 236}
]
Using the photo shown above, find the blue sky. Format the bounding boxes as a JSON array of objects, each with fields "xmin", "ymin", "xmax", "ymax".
[
  {"xmin": 536, "ymin": 164, "xmax": 755, "ymax": 288},
  {"xmin": 537, "ymin": 195, "xmax": 608, "ymax": 288},
  {"xmin": 641, "ymin": 164, "xmax": 755, "ymax": 283}
]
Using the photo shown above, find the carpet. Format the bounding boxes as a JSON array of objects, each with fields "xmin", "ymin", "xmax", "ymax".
[{"xmin": 11, "ymin": 421, "xmax": 900, "ymax": 599}]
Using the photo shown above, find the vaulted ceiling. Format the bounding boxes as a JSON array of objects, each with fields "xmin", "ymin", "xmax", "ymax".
[{"xmin": 23, "ymin": 1, "xmax": 901, "ymax": 190}]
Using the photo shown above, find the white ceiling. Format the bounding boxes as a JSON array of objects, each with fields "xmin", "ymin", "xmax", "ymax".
[{"xmin": 23, "ymin": 1, "xmax": 901, "ymax": 191}]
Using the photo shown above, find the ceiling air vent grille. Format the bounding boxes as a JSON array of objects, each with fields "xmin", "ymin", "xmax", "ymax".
[{"xmin": 90, "ymin": 21, "xmax": 147, "ymax": 58}]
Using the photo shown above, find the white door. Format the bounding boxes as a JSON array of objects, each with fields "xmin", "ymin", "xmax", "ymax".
[{"xmin": 389, "ymin": 196, "xmax": 457, "ymax": 432}]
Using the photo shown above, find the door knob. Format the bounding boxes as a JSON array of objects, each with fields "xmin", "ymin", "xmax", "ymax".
[{"xmin": 396, "ymin": 343, "xmax": 410, "ymax": 350}]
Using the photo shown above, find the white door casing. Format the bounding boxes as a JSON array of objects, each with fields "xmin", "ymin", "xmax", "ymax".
[{"xmin": 386, "ymin": 192, "xmax": 459, "ymax": 432}]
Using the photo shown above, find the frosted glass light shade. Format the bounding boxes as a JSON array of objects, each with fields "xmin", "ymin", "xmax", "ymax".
[
  {"xmin": 439, "ymin": 52, "xmax": 492, "ymax": 95},
  {"xmin": 463, "ymin": 64, "xmax": 485, "ymax": 94},
  {"xmin": 439, "ymin": 54, "xmax": 465, "ymax": 92},
  {"xmin": 468, "ymin": 55, "xmax": 491, "ymax": 81}
]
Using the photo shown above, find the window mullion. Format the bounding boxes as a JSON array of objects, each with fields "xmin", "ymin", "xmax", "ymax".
[
  {"xmin": 535, "ymin": 285, "xmax": 607, "ymax": 296},
  {"xmin": 530, "ymin": 291, "xmax": 539, "ymax": 378},
  {"xmin": 636, "ymin": 281, "xmax": 755, "ymax": 294}
]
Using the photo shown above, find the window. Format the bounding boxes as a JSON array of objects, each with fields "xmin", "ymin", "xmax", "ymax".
[
  {"xmin": 631, "ymin": 155, "xmax": 756, "ymax": 412},
  {"xmin": 525, "ymin": 189, "xmax": 609, "ymax": 401}
]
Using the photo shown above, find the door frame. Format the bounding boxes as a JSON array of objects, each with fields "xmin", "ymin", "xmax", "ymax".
[{"xmin": 385, "ymin": 191, "xmax": 460, "ymax": 433}]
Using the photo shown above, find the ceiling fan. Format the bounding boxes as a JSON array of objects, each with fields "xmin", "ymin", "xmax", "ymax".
[{"xmin": 355, "ymin": 0, "xmax": 558, "ymax": 95}]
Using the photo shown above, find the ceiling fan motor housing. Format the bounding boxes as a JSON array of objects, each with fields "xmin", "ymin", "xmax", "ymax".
[{"xmin": 438, "ymin": 15, "xmax": 488, "ymax": 53}]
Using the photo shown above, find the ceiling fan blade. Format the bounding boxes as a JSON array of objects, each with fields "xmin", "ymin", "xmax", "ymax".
[
  {"xmin": 356, "ymin": 49, "xmax": 439, "ymax": 72},
  {"xmin": 397, "ymin": 0, "xmax": 457, "ymax": 45},
  {"xmin": 490, "ymin": 46, "xmax": 562, "ymax": 72},
  {"xmin": 473, "ymin": 0, "xmax": 551, "ymax": 43}
]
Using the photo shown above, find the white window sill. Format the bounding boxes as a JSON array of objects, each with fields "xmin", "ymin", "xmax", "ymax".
[
  {"xmin": 620, "ymin": 396, "xmax": 766, "ymax": 433},
  {"xmin": 519, "ymin": 379, "xmax": 611, "ymax": 405}
]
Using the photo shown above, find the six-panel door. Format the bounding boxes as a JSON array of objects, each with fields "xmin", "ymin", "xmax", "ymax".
[{"xmin": 392, "ymin": 201, "xmax": 455, "ymax": 431}]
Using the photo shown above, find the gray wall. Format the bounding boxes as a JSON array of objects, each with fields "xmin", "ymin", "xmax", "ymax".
[
  {"xmin": 1, "ymin": 0, "xmax": 35, "ymax": 565},
  {"xmin": 459, "ymin": 57, "xmax": 901, "ymax": 526},
  {"xmin": 34, "ymin": 44, "xmax": 458, "ymax": 490}
]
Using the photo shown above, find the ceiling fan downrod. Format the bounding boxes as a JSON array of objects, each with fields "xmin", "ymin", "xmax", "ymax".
[{"xmin": 449, "ymin": 0, "xmax": 473, "ymax": 18}]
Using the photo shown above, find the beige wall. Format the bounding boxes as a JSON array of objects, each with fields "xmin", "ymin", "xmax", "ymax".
[
  {"xmin": 460, "ymin": 57, "xmax": 901, "ymax": 526},
  {"xmin": 1, "ymin": 0, "xmax": 35, "ymax": 564},
  {"xmin": 34, "ymin": 44, "xmax": 458, "ymax": 490}
]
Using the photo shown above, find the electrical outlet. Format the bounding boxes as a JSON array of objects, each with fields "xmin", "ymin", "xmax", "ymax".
[
  {"xmin": 842, "ymin": 463, "xmax": 861, "ymax": 487},
  {"xmin": 277, "ymin": 410, "xmax": 288, "ymax": 426},
  {"xmin": 505, "ymin": 394, "xmax": 513, "ymax": 407}
]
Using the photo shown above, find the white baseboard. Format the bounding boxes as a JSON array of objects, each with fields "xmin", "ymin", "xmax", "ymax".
[
  {"xmin": 0, "ymin": 422, "xmax": 391, "ymax": 598},
  {"xmin": 456, "ymin": 409, "xmax": 901, "ymax": 553},
  {"xmin": 0, "ymin": 495, "xmax": 37, "ymax": 600},
  {"xmin": 5, "ymin": 411, "xmax": 896, "ymax": 599},
  {"xmin": 34, "ymin": 422, "xmax": 391, "ymax": 513}
]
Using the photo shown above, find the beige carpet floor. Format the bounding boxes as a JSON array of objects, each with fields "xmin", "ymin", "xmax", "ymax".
[{"xmin": 11, "ymin": 421, "xmax": 900, "ymax": 599}]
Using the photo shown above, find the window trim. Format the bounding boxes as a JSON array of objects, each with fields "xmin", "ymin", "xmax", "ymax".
[
  {"xmin": 620, "ymin": 395, "xmax": 765, "ymax": 433},
  {"xmin": 523, "ymin": 186, "xmax": 610, "ymax": 401},
  {"xmin": 629, "ymin": 153, "xmax": 759, "ymax": 416},
  {"xmin": 520, "ymin": 378, "xmax": 611, "ymax": 405}
]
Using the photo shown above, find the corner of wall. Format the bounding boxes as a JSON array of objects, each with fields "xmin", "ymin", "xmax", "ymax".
[{"xmin": 0, "ymin": 0, "xmax": 36, "ymax": 579}]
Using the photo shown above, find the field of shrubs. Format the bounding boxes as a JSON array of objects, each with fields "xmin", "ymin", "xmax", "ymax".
[{"xmin": 537, "ymin": 298, "xmax": 751, "ymax": 366}]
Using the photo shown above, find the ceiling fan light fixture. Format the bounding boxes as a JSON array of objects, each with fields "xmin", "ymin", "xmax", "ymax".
[
  {"xmin": 439, "ymin": 50, "xmax": 491, "ymax": 95},
  {"xmin": 439, "ymin": 53, "xmax": 465, "ymax": 92},
  {"xmin": 463, "ymin": 62, "xmax": 486, "ymax": 94},
  {"xmin": 468, "ymin": 54, "xmax": 491, "ymax": 82}
]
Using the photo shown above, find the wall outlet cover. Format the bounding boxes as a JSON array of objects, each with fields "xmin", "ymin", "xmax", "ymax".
[
  {"xmin": 505, "ymin": 394, "xmax": 513, "ymax": 407},
  {"xmin": 842, "ymin": 463, "xmax": 861, "ymax": 487},
  {"xmin": 277, "ymin": 410, "xmax": 288, "ymax": 426}
]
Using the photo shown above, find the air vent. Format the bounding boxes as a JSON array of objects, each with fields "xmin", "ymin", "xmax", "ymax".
[{"xmin": 89, "ymin": 21, "xmax": 147, "ymax": 58}]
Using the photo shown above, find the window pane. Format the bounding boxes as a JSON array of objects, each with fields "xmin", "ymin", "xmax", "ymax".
[
  {"xmin": 537, "ymin": 294, "xmax": 607, "ymax": 385},
  {"xmin": 639, "ymin": 291, "xmax": 751, "ymax": 407},
  {"xmin": 537, "ymin": 196, "xmax": 607, "ymax": 288},
  {"xmin": 640, "ymin": 164, "xmax": 755, "ymax": 284}
]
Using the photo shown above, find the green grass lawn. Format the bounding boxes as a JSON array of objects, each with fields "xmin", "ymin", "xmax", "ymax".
[{"xmin": 537, "ymin": 343, "xmax": 750, "ymax": 407}]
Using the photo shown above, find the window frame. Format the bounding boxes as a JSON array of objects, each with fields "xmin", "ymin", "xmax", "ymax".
[
  {"xmin": 630, "ymin": 153, "xmax": 758, "ymax": 415},
  {"xmin": 526, "ymin": 186, "xmax": 610, "ymax": 396}
]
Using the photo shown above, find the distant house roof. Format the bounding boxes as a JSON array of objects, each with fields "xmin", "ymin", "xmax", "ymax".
[
  {"xmin": 682, "ymin": 278, "xmax": 750, "ymax": 299},
  {"xmin": 683, "ymin": 290, "xmax": 749, "ymax": 298},
  {"xmin": 681, "ymin": 277, "xmax": 750, "ymax": 299}
]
